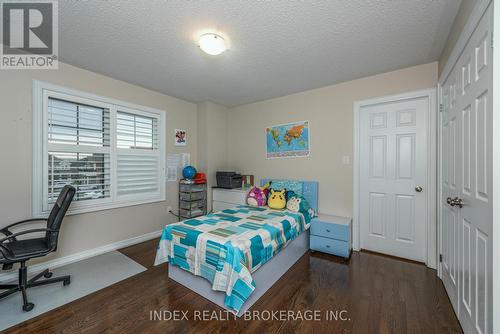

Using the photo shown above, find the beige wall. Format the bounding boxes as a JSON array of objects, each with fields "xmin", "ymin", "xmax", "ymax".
[
  {"xmin": 0, "ymin": 60, "xmax": 439, "ymax": 264},
  {"xmin": 197, "ymin": 102, "xmax": 229, "ymax": 210},
  {"xmin": 439, "ymin": 0, "xmax": 478, "ymax": 76},
  {"xmin": 227, "ymin": 62, "xmax": 438, "ymax": 217},
  {"xmin": 0, "ymin": 62, "xmax": 197, "ymax": 264}
]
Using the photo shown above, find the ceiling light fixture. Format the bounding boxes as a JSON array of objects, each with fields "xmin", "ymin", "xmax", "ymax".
[{"xmin": 198, "ymin": 33, "xmax": 227, "ymax": 55}]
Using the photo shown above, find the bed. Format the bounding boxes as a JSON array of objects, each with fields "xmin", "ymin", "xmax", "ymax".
[{"xmin": 154, "ymin": 179, "xmax": 318, "ymax": 316}]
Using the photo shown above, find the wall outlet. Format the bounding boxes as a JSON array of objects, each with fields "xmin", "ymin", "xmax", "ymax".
[
  {"xmin": 167, "ymin": 205, "xmax": 172, "ymax": 212},
  {"xmin": 342, "ymin": 156, "xmax": 351, "ymax": 165}
]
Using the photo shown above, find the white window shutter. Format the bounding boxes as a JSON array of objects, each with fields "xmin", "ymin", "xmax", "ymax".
[
  {"xmin": 33, "ymin": 81, "xmax": 166, "ymax": 216},
  {"xmin": 117, "ymin": 154, "xmax": 159, "ymax": 196},
  {"xmin": 116, "ymin": 110, "xmax": 161, "ymax": 199}
]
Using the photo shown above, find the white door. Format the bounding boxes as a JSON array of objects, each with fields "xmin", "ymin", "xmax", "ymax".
[
  {"xmin": 441, "ymin": 91, "xmax": 460, "ymax": 316},
  {"xmin": 359, "ymin": 95, "xmax": 429, "ymax": 262},
  {"xmin": 440, "ymin": 4, "xmax": 493, "ymax": 334}
]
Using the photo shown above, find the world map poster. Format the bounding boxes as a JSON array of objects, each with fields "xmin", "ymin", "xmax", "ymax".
[{"xmin": 266, "ymin": 121, "xmax": 310, "ymax": 158}]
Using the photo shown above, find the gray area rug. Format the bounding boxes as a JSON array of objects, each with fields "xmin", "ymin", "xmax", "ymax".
[{"xmin": 0, "ymin": 251, "xmax": 146, "ymax": 331}]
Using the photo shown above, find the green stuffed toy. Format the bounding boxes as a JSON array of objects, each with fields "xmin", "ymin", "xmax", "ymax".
[{"xmin": 286, "ymin": 194, "xmax": 316, "ymax": 223}]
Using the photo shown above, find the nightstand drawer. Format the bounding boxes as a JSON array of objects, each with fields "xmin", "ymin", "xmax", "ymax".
[
  {"xmin": 310, "ymin": 220, "xmax": 349, "ymax": 241},
  {"xmin": 310, "ymin": 235, "xmax": 349, "ymax": 258}
]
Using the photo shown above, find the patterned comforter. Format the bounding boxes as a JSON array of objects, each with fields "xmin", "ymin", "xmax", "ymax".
[{"xmin": 154, "ymin": 205, "xmax": 310, "ymax": 313}]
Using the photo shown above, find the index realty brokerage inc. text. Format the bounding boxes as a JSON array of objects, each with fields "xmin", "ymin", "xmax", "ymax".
[{"xmin": 150, "ymin": 309, "xmax": 351, "ymax": 322}]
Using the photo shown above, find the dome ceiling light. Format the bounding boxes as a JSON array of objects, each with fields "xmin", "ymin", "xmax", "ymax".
[{"xmin": 198, "ymin": 33, "xmax": 227, "ymax": 56}]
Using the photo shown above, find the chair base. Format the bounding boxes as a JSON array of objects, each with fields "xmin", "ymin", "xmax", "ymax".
[{"xmin": 0, "ymin": 262, "xmax": 70, "ymax": 312}]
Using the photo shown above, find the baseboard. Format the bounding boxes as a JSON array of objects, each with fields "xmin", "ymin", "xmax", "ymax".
[{"xmin": 0, "ymin": 229, "xmax": 162, "ymax": 282}]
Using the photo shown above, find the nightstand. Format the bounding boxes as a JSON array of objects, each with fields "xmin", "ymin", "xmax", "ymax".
[{"xmin": 310, "ymin": 214, "xmax": 352, "ymax": 258}]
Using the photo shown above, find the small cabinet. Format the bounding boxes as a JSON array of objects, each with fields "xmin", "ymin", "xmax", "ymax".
[
  {"xmin": 178, "ymin": 182, "xmax": 207, "ymax": 220},
  {"xmin": 310, "ymin": 214, "xmax": 352, "ymax": 258}
]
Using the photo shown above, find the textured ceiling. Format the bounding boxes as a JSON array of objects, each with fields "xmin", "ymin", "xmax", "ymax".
[{"xmin": 59, "ymin": 0, "xmax": 461, "ymax": 107}]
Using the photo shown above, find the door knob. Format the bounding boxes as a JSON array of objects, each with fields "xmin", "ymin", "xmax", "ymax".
[
  {"xmin": 454, "ymin": 197, "xmax": 464, "ymax": 208},
  {"xmin": 446, "ymin": 197, "xmax": 464, "ymax": 208},
  {"xmin": 415, "ymin": 186, "xmax": 423, "ymax": 192}
]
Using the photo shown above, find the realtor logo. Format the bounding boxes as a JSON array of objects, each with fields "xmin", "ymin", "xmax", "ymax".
[{"xmin": 1, "ymin": 0, "xmax": 58, "ymax": 69}]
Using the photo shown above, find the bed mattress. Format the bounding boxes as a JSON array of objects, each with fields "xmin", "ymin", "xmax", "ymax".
[{"xmin": 154, "ymin": 205, "xmax": 309, "ymax": 313}]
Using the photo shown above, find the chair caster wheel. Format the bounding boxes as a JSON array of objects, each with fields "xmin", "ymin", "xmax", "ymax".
[
  {"xmin": 44, "ymin": 271, "xmax": 53, "ymax": 279},
  {"xmin": 23, "ymin": 303, "xmax": 34, "ymax": 312},
  {"xmin": 63, "ymin": 278, "xmax": 71, "ymax": 286}
]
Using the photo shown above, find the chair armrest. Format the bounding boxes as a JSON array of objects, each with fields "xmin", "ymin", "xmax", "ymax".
[
  {"xmin": 0, "ymin": 218, "xmax": 48, "ymax": 240},
  {"xmin": 0, "ymin": 218, "xmax": 48, "ymax": 232},
  {"xmin": 0, "ymin": 228, "xmax": 56, "ymax": 262},
  {"xmin": 0, "ymin": 228, "xmax": 57, "ymax": 244},
  {"xmin": 0, "ymin": 244, "xmax": 14, "ymax": 261}
]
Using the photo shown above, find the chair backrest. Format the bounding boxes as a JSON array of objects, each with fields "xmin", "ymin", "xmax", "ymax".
[{"xmin": 46, "ymin": 185, "xmax": 76, "ymax": 250}]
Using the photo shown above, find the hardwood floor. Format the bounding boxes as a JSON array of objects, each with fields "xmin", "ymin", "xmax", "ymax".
[{"xmin": 5, "ymin": 239, "xmax": 462, "ymax": 334}]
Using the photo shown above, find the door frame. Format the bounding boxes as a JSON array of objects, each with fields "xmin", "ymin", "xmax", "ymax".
[{"xmin": 353, "ymin": 88, "xmax": 437, "ymax": 269}]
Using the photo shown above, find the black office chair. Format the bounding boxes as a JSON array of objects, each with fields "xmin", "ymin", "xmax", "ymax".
[{"xmin": 0, "ymin": 185, "xmax": 75, "ymax": 311}]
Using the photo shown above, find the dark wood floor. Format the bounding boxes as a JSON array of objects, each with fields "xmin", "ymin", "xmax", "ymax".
[{"xmin": 5, "ymin": 239, "xmax": 462, "ymax": 334}]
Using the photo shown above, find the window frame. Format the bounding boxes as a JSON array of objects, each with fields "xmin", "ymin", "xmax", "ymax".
[{"xmin": 33, "ymin": 80, "xmax": 166, "ymax": 216}]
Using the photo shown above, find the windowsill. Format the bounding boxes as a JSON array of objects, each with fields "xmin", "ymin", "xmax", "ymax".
[{"xmin": 37, "ymin": 196, "xmax": 166, "ymax": 217}]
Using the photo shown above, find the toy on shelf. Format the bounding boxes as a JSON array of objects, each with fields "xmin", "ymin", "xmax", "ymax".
[
  {"xmin": 193, "ymin": 173, "xmax": 207, "ymax": 184},
  {"xmin": 182, "ymin": 165, "xmax": 197, "ymax": 180},
  {"xmin": 241, "ymin": 174, "xmax": 254, "ymax": 187}
]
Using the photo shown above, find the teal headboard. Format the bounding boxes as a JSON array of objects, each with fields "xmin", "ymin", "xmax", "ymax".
[{"xmin": 260, "ymin": 179, "xmax": 319, "ymax": 212}]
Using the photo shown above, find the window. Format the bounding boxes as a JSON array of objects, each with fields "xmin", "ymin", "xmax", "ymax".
[
  {"xmin": 115, "ymin": 108, "xmax": 160, "ymax": 198},
  {"xmin": 33, "ymin": 81, "xmax": 166, "ymax": 215},
  {"xmin": 47, "ymin": 98, "xmax": 111, "ymax": 204},
  {"xmin": 117, "ymin": 111, "xmax": 157, "ymax": 149}
]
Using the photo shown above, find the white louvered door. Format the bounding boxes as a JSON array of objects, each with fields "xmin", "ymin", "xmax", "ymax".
[{"xmin": 440, "ymin": 4, "xmax": 493, "ymax": 334}]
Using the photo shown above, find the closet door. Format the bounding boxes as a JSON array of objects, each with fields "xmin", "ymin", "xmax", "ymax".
[
  {"xmin": 441, "ymin": 65, "xmax": 461, "ymax": 316},
  {"xmin": 440, "ymin": 4, "xmax": 493, "ymax": 334}
]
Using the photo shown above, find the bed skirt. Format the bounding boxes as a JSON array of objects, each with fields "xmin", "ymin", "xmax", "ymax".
[{"xmin": 168, "ymin": 229, "xmax": 310, "ymax": 316}]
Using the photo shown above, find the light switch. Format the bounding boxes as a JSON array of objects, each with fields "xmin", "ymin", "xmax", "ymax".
[{"xmin": 342, "ymin": 156, "xmax": 350, "ymax": 165}]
